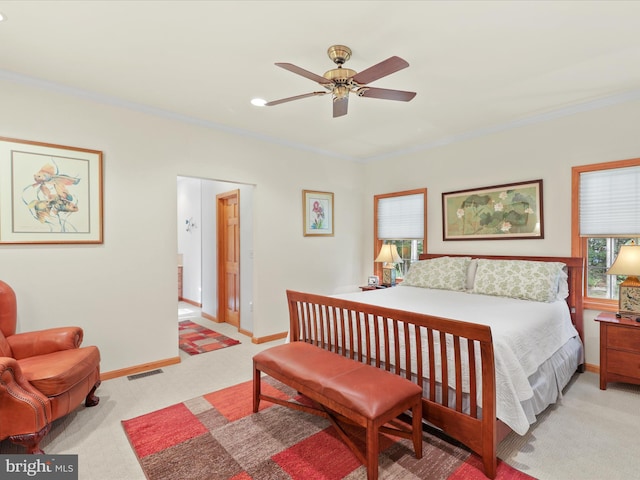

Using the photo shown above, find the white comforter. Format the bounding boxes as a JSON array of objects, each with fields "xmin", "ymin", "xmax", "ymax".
[{"xmin": 334, "ymin": 285, "xmax": 579, "ymax": 435}]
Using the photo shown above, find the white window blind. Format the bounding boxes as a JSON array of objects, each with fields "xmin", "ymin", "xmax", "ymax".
[
  {"xmin": 377, "ymin": 193, "xmax": 424, "ymax": 239},
  {"xmin": 580, "ymin": 165, "xmax": 640, "ymax": 236}
]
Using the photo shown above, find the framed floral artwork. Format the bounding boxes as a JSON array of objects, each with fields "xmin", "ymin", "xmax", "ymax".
[
  {"xmin": 442, "ymin": 179, "xmax": 543, "ymax": 240},
  {"xmin": 303, "ymin": 190, "xmax": 334, "ymax": 236},
  {"xmin": 0, "ymin": 136, "xmax": 103, "ymax": 244}
]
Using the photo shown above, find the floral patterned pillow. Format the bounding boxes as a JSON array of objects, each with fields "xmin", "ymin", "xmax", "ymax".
[
  {"xmin": 403, "ymin": 256, "xmax": 472, "ymax": 291},
  {"xmin": 472, "ymin": 259, "xmax": 566, "ymax": 302}
]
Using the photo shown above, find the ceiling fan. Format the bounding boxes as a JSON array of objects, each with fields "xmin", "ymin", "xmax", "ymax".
[{"xmin": 265, "ymin": 45, "xmax": 417, "ymax": 118}]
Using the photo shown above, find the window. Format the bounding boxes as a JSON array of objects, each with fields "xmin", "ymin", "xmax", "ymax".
[
  {"xmin": 572, "ymin": 158, "xmax": 640, "ymax": 310},
  {"xmin": 585, "ymin": 237, "xmax": 639, "ymax": 299},
  {"xmin": 374, "ymin": 189, "xmax": 427, "ymax": 280}
]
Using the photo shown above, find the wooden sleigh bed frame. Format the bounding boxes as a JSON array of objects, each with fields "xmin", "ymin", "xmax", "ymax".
[{"xmin": 286, "ymin": 253, "xmax": 584, "ymax": 479}]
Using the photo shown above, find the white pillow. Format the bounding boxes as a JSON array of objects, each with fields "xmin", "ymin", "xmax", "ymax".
[
  {"xmin": 403, "ymin": 256, "xmax": 471, "ymax": 291},
  {"xmin": 466, "ymin": 259, "xmax": 478, "ymax": 291},
  {"xmin": 472, "ymin": 259, "xmax": 566, "ymax": 302},
  {"xmin": 557, "ymin": 268, "xmax": 569, "ymax": 300}
]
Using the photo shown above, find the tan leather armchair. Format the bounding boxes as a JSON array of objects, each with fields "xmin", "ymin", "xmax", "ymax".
[{"xmin": 0, "ymin": 280, "xmax": 100, "ymax": 453}]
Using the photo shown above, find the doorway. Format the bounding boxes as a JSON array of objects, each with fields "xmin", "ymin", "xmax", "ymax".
[{"xmin": 177, "ymin": 177, "xmax": 254, "ymax": 335}]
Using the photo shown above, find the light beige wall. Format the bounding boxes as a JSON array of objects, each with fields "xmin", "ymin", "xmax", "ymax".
[
  {"xmin": 0, "ymin": 79, "xmax": 364, "ymax": 374},
  {"xmin": 3, "ymin": 77, "xmax": 638, "ymax": 373},
  {"xmin": 363, "ymin": 98, "xmax": 640, "ymax": 367}
]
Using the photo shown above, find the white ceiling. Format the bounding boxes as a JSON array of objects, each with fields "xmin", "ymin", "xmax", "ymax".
[{"xmin": 1, "ymin": 1, "xmax": 640, "ymax": 162}]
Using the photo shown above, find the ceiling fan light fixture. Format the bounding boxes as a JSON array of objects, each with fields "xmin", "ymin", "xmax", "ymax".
[
  {"xmin": 251, "ymin": 98, "xmax": 267, "ymax": 107},
  {"xmin": 333, "ymin": 85, "xmax": 349, "ymax": 100}
]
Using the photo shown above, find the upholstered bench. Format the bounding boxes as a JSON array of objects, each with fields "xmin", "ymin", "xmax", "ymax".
[{"xmin": 253, "ymin": 341, "xmax": 423, "ymax": 480}]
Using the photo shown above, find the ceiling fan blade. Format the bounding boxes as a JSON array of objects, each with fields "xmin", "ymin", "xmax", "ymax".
[
  {"xmin": 333, "ymin": 96, "xmax": 348, "ymax": 118},
  {"xmin": 275, "ymin": 63, "xmax": 332, "ymax": 85},
  {"xmin": 351, "ymin": 56, "xmax": 409, "ymax": 85},
  {"xmin": 265, "ymin": 91, "xmax": 327, "ymax": 106},
  {"xmin": 357, "ymin": 87, "xmax": 416, "ymax": 102}
]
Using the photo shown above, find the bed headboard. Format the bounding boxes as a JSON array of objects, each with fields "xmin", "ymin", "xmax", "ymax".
[{"xmin": 419, "ymin": 253, "xmax": 584, "ymax": 341}]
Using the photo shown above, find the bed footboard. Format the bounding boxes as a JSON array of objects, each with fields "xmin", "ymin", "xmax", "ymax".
[{"xmin": 286, "ymin": 289, "xmax": 498, "ymax": 479}]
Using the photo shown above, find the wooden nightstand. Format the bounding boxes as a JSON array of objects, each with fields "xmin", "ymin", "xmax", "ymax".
[{"xmin": 595, "ymin": 311, "xmax": 640, "ymax": 390}]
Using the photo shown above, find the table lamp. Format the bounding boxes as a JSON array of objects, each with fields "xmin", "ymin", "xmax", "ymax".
[
  {"xmin": 375, "ymin": 244, "xmax": 403, "ymax": 286},
  {"xmin": 606, "ymin": 242, "xmax": 640, "ymax": 316}
]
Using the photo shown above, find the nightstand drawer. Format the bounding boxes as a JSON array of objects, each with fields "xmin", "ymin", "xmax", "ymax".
[
  {"xmin": 608, "ymin": 349, "xmax": 640, "ymax": 379},
  {"xmin": 608, "ymin": 324, "xmax": 640, "ymax": 351},
  {"xmin": 596, "ymin": 311, "xmax": 640, "ymax": 389}
]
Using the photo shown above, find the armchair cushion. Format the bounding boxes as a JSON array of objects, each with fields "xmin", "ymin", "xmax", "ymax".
[
  {"xmin": 8, "ymin": 327, "xmax": 83, "ymax": 360},
  {"xmin": 18, "ymin": 346, "xmax": 100, "ymax": 397}
]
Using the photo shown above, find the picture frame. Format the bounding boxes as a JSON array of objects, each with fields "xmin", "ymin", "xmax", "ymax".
[
  {"xmin": 303, "ymin": 190, "xmax": 334, "ymax": 237},
  {"xmin": 0, "ymin": 136, "xmax": 103, "ymax": 244},
  {"xmin": 367, "ymin": 275, "xmax": 379, "ymax": 286},
  {"xmin": 619, "ymin": 284, "xmax": 640, "ymax": 316},
  {"xmin": 442, "ymin": 179, "xmax": 543, "ymax": 241}
]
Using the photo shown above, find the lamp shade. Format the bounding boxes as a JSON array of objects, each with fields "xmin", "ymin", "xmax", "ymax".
[
  {"xmin": 606, "ymin": 245, "xmax": 640, "ymax": 276},
  {"xmin": 375, "ymin": 244, "xmax": 403, "ymax": 264}
]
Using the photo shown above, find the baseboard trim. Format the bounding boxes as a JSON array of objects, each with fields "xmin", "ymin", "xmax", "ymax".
[
  {"xmin": 251, "ymin": 331, "xmax": 288, "ymax": 344},
  {"xmin": 584, "ymin": 362, "xmax": 599, "ymax": 374},
  {"xmin": 100, "ymin": 356, "xmax": 181, "ymax": 381},
  {"xmin": 201, "ymin": 311, "xmax": 219, "ymax": 322},
  {"xmin": 180, "ymin": 298, "xmax": 202, "ymax": 307},
  {"xmin": 238, "ymin": 327, "xmax": 252, "ymax": 337},
  {"xmin": 199, "ymin": 313, "xmax": 275, "ymax": 343}
]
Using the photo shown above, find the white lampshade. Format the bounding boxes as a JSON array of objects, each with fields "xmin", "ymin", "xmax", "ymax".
[
  {"xmin": 606, "ymin": 244, "xmax": 640, "ymax": 277},
  {"xmin": 375, "ymin": 244, "xmax": 403, "ymax": 264}
]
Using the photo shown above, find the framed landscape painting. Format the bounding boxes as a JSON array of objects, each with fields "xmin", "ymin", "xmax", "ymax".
[
  {"xmin": 442, "ymin": 179, "xmax": 543, "ymax": 240},
  {"xmin": 0, "ymin": 137, "xmax": 103, "ymax": 244},
  {"xmin": 303, "ymin": 190, "xmax": 333, "ymax": 236}
]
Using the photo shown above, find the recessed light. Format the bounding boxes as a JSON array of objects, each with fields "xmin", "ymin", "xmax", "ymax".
[{"xmin": 251, "ymin": 98, "xmax": 267, "ymax": 107}]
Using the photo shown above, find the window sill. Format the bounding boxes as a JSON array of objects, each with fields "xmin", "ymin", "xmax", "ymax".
[{"xmin": 583, "ymin": 297, "xmax": 617, "ymax": 312}]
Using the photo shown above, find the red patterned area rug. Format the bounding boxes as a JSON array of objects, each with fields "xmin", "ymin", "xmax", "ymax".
[
  {"xmin": 178, "ymin": 320, "xmax": 240, "ymax": 355},
  {"xmin": 122, "ymin": 379, "xmax": 535, "ymax": 480}
]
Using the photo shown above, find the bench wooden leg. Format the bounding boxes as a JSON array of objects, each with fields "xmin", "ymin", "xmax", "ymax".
[
  {"xmin": 412, "ymin": 401, "xmax": 422, "ymax": 459},
  {"xmin": 253, "ymin": 363, "xmax": 261, "ymax": 413},
  {"xmin": 366, "ymin": 420, "xmax": 379, "ymax": 480}
]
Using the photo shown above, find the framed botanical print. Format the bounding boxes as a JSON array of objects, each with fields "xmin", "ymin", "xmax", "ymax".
[
  {"xmin": 442, "ymin": 179, "xmax": 543, "ymax": 241},
  {"xmin": 303, "ymin": 190, "xmax": 334, "ymax": 237}
]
